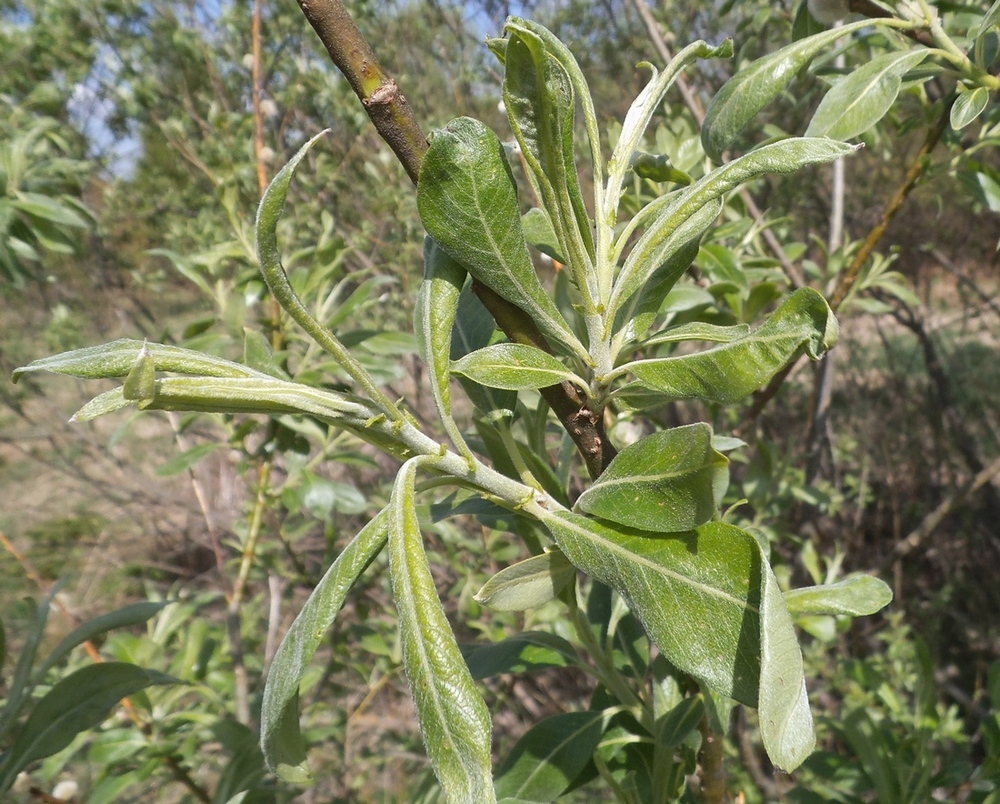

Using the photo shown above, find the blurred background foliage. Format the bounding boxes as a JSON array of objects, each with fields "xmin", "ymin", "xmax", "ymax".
[{"xmin": 2, "ymin": 0, "xmax": 1000, "ymax": 800}]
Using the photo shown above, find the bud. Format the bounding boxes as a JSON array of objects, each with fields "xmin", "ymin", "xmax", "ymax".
[{"xmin": 808, "ymin": 0, "xmax": 850, "ymax": 24}]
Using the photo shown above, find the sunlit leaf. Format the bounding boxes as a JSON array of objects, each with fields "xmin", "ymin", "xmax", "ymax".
[
  {"xmin": 417, "ymin": 117, "xmax": 583, "ymax": 358},
  {"xmin": 702, "ymin": 19, "xmax": 888, "ymax": 160},
  {"xmin": 416, "ymin": 237, "xmax": 473, "ymax": 459},
  {"xmin": 475, "ymin": 550, "xmax": 576, "ymax": 611},
  {"xmin": 615, "ymin": 287, "xmax": 838, "ymax": 406},
  {"xmin": 951, "ymin": 86, "xmax": 990, "ymax": 130},
  {"xmin": 784, "ymin": 574, "xmax": 893, "ymax": 616},
  {"xmin": 388, "ymin": 458, "xmax": 495, "ymax": 802},
  {"xmin": 806, "ymin": 51, "xmax": 927, "ymax": 140},
  {"xmin": 261, "ymin": 509, "xmax": 390, "ymax": 783},
  {"xmin": 503, "ymin": 23, "xmax": 595, "ymax": 293},
  {"xmin": 453, "ymin": 343, "xmax": 590, "ymax": 393},
  {"xmin": 576, "ymin": 424, "xmax": 727, "ymax": 532}
]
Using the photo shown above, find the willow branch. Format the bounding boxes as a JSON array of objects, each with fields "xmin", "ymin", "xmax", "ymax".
[{"xmin": 295, "ymin": 0, "xmax": 617, "ymax": 475}]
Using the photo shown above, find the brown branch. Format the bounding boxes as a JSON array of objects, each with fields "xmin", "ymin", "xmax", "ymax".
[
  {"xmin": 295, "ymin": 0, "xmax": 617, "ymax": 476},
  {"xmin": 878, "ymin": 454, "xmax": 1000, "ymax": 572},
  {"xmin": 296, "ymin": 0, "xmax": 427, "ymax": 184}
]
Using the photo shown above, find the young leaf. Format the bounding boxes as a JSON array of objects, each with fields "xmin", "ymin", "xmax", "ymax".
[
  {"xmin": 122, "ymin": 341, "xmax": 156, "ymax": 405},
  {"xmin": 784, "ymin": 574, "xmax": 893, "ymax": 616},
  {"xmin": 13, "ymin": 338, "xmax": 270, "ymax": 383},
  {"xmin": 701, "ymin": 18, "xmax": 894, "ymax": 160},
  {"xmin": 611, "ymin": 139, "xmax": 854, "ymax": 328},
  {"xmin": 494, "ymin": 712, "xmax": 605, "ymax": 801},
  {"xmin": 261, "ymin": 509, "xmax": 390, "ymax": 783},
  {"xmin": 417, "ymin": 117, "xmax": 584, "ymax": 359},
  {"xmin": 453, "ymin": 343, "xmax": 590, "ymax": 394},
  {"xmin": 614, "ymin": 287, "xmax": 838, "ymax": 405},
  {"xmin": 951, "ymin": 86, "xmax": 991, "ymax": 130},
  {"xmin": 388, "ymin": 458, "xmax": 495, "ymax": 802},
  {"xmin": 521, "ymin": 207, "xmax": 566, "ymax": 264},
  {"xmin": 574, "ymin": 424, "xmax": 728, "ymax": 533},
  {"xmin": 503, "ymin": 24, "xmax": 595, "ymax": 303},
  {"xmin": 0, "ymin": 663, "xmax": 177, "ymax": 791},
  {"xmin": 757, "ymin": 544, "xmax": 815, "ymax": 771},
  {"xmin": 475, "ymin": 550, "xmax": 576, "ymax": 611},
  {"xmin": 451, "ymin": 284, "xmax": 518, "ymax": 426},
  {"xmin": 416, "ymin": 237, "xmax": 474, "ymax": 460},
  {"xmin": 806, "ymin": 51, "xmax": 927, "ymax": 140}
]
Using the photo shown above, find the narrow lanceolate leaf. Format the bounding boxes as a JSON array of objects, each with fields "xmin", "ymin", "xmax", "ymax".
[
  {"xmin": 388, "ymin": 458, "xmax": 495, "ymax": 803},
  {"xmin": 757, "ymin": 548, "xmax": 816, "ymax": 771},
  {"xmin": 504, "ymin": 17, "xmax": 605, "ymax": 263},
  {"xmin": 453, "ymin": 343, "xmax": 590, "ymax": 394},
  {"xmin": 784, "ymin": 575, "xmax": 893, "ymax": 617},
  {"xmin": 416, "ymin": 238, "xmax": 473, "ymax": 460},
  {"xmin": 806, "ymin": 51, "xmax": 927, "ymax": 140},
  {"xmin": 575, "ymin": 424, "xmax": 728, "ymax": 533},
  {"xmin": 13, "ymin": 338, "xmax": 270, "ymax": 383},
  {"xmin": 608, "ymin": 197, "xmax": 722, "ymax": 330},
  {"xmin": 607, "ymin": 40, "xmax": 732, "ymax": 226},
  {"xmin": 540, "ymin": 513, "xmax": 763, "ymax": 704},
  {"xmin": 612, "ymin": 139, "xmax": 854, "ymax": 327},
  {"xmin": 261, "ymin": 509, "xmax": 389, "ymax": 784},
  {"xmin": 702, "ymin": 18, "xmax": 896, "ymax": 160},
  {"xmin": 0, "ymin": 663, "xmax": 177, "ymax": 792},
  {"xmin": 494, "ymin": 712, "xmax": 605, "ymax": 802},
  {"xmin": 475, "ymin": 550, "xmax": 576, "ymax": 611},
  {"xmin": 450, "ymin": 285, "xmax": 517, "ymax": 425},
  {"xmin": 615, "ymin": 287, "xmax": 838, "ymax": 406},
  {"xmin": 417, "ymin": 117, "xmax": 584, "ymax": 359},
  {"xmin": 503, "ymin": 24, "xmax": 595, "ymax": 305}
]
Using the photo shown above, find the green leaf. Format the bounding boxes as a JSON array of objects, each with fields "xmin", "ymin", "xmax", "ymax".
[
  {"xmin": 643, "ymin": 322, "xmax": 751, "ymax": 348},
  {"xmin": 494, "ymin": 712, "xmax": 605, "ymax": 802},
  {"xmin": 13, "ymin": 339, "xmax": 270, "ymax": 384},
  {"xmin": 615, "ymin": 287, "xmax": 838, "ymax": 405},
  {"xmin": 155, "ymin": 442, "xmax": 227, "ymax": 477},
  {"xmin": 538, "ymin": 512, "xmax": 814, "ymax": 771},
  {"xmin": 261, "ymin": 508, "xmax": 389, "ymax": 784},
  {"xmin": 540, "ymin": 513, "xmax": 762, "ymax": 703},
  {"xmin": 462, "ymin": 632, "xmax": 577, "ymax": 680},
  {"xmin": 656, "ymin": 696, "xmax": 705, "ymax": 748},
  {"xmin": 475, "ymin": 550, "xmax": 576, "ymax": 611},
  {"xmin": 806, "ymin": 51, "xmax": 927, "ymax": 140},
  {"xmin": 451, "ymin": 284, "xmax": 518, "ymax": 426},
  {"xmin": 416, "ymin": 117, "xmax": 584, "ymax": 358},
  {"xmin": 388, "ymin": 458, "xmax": 495, "ymax": 802},
  {"xmin": 122, "ymin": 342, "xmax": 157, "ymax": 405},
  {"xmin": 951, "ymin": 86, "xmax": 991, "ymax": 130},
  {"xmin": 980, "ymin": 0, "xmax": 1000, "ymax": 38},
  {"xmin": 611, "ymin": 138, "xmax": 854, "ymax": 328},
  {"xmin": 521, "ymin": 207, "xmax": 566, "ymax": 264},
  {"xmin": 702, "ymin": 19, "xmax": 892, "ymax": 160},
  {"xmin": 453, "ymin": 343, "xmax": 590, "ymax": 393},
  {"xmin": 575, "ymin": 424, "xmax": 728, "ymax": 532},
  {"xmin": 37, "ymin": 602, "xmax": 172, "ymax": 679},
  {"xmin": 784, "ymin": 575, "xmax": 893, "ymax": 616},
  {"xmin": 757, "ymin": 545, "xmax": 815, "ymax": 771},
  {"xmin": 503, "ymin": 23, "xmax": 595, "ymax": 303},
  {"xmin": 0, "ymin": 663, "xmax": 177, "ymax": 791},
  {"xmin": 416, "ymin": 237, "xmax": 473, "ymax": 459},
  {"xmin": 629, "ymin": 152, "xmax": 691, "ymax": 185},
  {"xmin": 243, "ymin": 328, "xmax": 286, "ymax": 378},
  {"xmin": 0, "ymin": 592, "xmax": 54, "ymax": 741},
  {"xmin": 609, "ymin": 197, "xmax": 722, "ymax": 331},
  {"xmin": 12, "ymin": 192, "xmax": 91, "ymax": 229}
]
